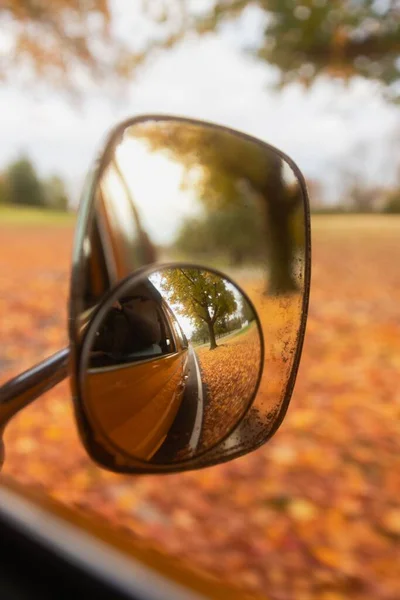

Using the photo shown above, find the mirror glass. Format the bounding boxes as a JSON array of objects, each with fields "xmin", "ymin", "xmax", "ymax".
[
  {"xmin": 80, "ymin": 266, "xmax": 263, "ymax": 464},
  {"xmin": 73, "ymin": 117, "xmax": 309, "ymax": 468}
]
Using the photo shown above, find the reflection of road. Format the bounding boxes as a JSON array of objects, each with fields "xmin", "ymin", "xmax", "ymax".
[{"xmin": 153, "ymin": 347, "xmax": 205, "ymax": 463}]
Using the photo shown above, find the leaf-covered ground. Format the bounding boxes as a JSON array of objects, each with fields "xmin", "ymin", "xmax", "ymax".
[
  {"xmin": 1, "ymin": 216, "xmax": 400, "ymax": 599},
  {"xmin": 196, "ymin": 324, "xmax": 262, "ymax": 451}
]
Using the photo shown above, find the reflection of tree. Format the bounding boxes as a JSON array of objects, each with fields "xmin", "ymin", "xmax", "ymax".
[
  {"xmin": 131, "ymin": 122, "xmax": 303, "ymax": 294},
  {"xmin": 176, "ymin": 196, "xmax": 265, "ymax": 267},
  {"xmin": 161, "ymin": 269, "xmax": 237, "ymax": 350},
  {"xmin": 216, "ymin": 315, "xmax": 242, "ymax": 337},
  {"xmin": 191, "ymin": 321, "xmax": 209, "ymax": 345},
  {"xmin": 193, "ymin": 314, "xmax": 243, "ymax": 343}
]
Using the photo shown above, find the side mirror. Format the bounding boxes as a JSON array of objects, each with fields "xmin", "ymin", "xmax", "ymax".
[
  {"xmin": 0, "ymin": 115, "xmax": 310, "ymax": 473},
  {"xmin": 69, "ymin": 115, "xmax": 311, "ymax": 473}
]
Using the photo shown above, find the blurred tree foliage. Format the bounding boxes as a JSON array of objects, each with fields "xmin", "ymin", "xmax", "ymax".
[
  {"xmin": 160, "ymin": 268, "xmax": 237, "ymax": 349},
  {"xmin": 6, "ymin": 157, "xmax": 46, "ymax": 207},
  {"xmin": 3, "ymin": 1, "xmax": 399, "ymax": 99},
  {"xmin": 43, "ymin": 176, "xmax": 69, "ymax": 211},
  {"xmin": 0, "ymin": 176, "xmax": 9, "ymax": 204},
  {"xmin": 193, "ymin": 0, "xmax": 400, "ymax": 101},
  {"xmin": 1, "ymin": 0, "xmax": 116, "ymax": 87},
  {"xmin": 383, "ymin": 189, "xmax": 400, "ymax": 213},
  {"xmin": 1, "ymin": 156, "xmax": 69, "ymax": 210}
]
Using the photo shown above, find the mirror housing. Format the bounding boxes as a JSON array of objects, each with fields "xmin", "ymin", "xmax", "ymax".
[{"xmin": 68, "ymin": 115, "xmax": 311, "ymax": 474}]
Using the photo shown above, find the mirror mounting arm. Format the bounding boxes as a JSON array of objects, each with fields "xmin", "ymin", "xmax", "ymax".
[{"xmin": 0, "ymin": 348, "xmax": 69, "ymax": 467}]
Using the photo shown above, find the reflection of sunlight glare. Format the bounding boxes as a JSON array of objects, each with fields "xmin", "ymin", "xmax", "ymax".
[
  {"xmin": 282, "ymin": 160, "xmax": 297, "ymax": 187},
  {"xmin": 115, "ymin": 138, "xmax": 201, "ymax": 245},
  {"xmin": 101, "ymin": 169, "xmax": 139, "ymax": 244},
  {"xmin": 171, "ymin": 309, "xmax": 193, "ymax": 338}
]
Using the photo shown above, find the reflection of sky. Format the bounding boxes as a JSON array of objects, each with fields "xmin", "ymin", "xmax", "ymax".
[
  {"xmin": 115, "ymin": 139, "xmax": 202, "ymax": 245},
  {"xmin": 149, "ymin": 271, "xmax": 246, "ymax": 339}
]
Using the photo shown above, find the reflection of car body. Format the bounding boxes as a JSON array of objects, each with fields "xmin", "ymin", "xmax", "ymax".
[{"xmin": 84, "ymin": 279, "xmax": 189, "ymax": 461}]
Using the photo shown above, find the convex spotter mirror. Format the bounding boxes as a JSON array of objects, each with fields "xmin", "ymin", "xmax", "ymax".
[
  {"xmin": 80, "ymin": 265, "xmax": 263, "ymax": 468},
  {"xmin": 0, "ymin": 115, "xmax": 311, "ymax": 473}
]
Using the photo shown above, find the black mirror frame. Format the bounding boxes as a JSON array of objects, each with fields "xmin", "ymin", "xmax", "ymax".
[{"xmin": 68, "ymin": 114, "xmax": 312, "ymax": 475}]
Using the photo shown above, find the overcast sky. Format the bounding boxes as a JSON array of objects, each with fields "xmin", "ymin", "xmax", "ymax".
[{"xmin": 0, "ymin": 18, "xmax": 398, "ymax": 206}]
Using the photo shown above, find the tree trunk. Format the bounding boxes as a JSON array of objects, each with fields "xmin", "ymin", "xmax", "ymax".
[
  {"xmin": 207, "ymin": 321, "xmax": 218, "ymax": 350},
  {"xmin": 266, "ymin": 200, "xmax": 298, "ymax": 294},
  {"xmin": 260, "ymin": 153, "xmax": 299, "ymax": 295}
]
